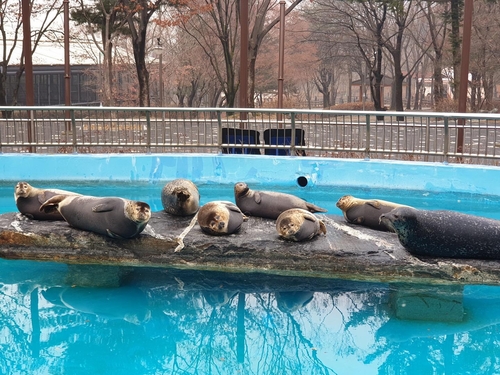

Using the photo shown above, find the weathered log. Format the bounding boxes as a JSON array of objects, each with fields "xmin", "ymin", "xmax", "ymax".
[{"xmin": 1, "ymin": 211, "xmax": 499, "ymax": 285}]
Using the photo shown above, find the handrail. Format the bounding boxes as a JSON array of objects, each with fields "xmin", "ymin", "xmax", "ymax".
[{"xmin": 0, "ymin": 105, "xmax": 499, "ymax": 165}]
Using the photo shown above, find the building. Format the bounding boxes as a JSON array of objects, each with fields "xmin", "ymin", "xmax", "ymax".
[{"xmin": 5, "ymin": 64, "xmax": 99, "ymax": 106}]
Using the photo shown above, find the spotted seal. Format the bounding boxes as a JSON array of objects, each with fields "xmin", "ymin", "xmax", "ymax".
[
  {"xmin": 234, "ymin": 182, "xmax": 327, "ymax": 220},
  {"xmin": 14, "ymin": 181, "xmax": 81, "ymax": 221},
  {"xmin": 161, "ymin": 179, "xmax": 200, "ymax": 216},
  {"xmin": 197, "ymin": 201, "xmax": 248, "ymax": 235},
  {"xmin": 39, "ymin": 194, "xmax": 151, "ymax": 239},
  {"xmin": 336, "ymin": 195, "xmax": 410, "ymax": 231},
  {"xmin": 276, "ymin": 208, "xmax": 327, "ymax": 242},
  {"xmin": 380, "ymin": 207, "xmax": 500, "ymax": 259}
]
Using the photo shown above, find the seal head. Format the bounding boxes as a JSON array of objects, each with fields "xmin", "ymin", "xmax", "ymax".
[{"xmin": 161, "ymin": 179, "xmax": 200, "ymax": 216}]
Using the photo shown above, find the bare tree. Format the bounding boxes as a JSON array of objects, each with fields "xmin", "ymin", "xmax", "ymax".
[
  {"xmin": 419, "ymin": 1, "xmax": 449, "ymax": 106},
  {"xmin": 246, "ymin": 0, "xmax": 303, "ymax": 107},
  {"xmin": 469, "ymin": 0, "xmax": 500, "ymax": 111},
  {"xmin": 0, "ymin": 0, "xmax": 63, "ymax": 110},
  {"xmin": 71, "ymin": 0, "xmax": 129, "ymax": 106},
  {"xmin": 175, "ymin": 0, "xmax": 239, "ymax": 107}
]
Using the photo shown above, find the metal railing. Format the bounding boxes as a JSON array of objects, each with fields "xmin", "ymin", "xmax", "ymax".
[{"xmin": 1, "ymin": 106, "xmax": 500, "ymax": 165}]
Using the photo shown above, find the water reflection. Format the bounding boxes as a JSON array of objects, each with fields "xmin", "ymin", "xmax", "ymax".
[{"xmin": 1, "ymin": 260, "xmax": 500, "ymax": 374}]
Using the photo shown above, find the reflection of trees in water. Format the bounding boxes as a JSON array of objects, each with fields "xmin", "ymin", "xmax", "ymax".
[{"xmin": 2, "ymin": 272, "xmax": 500, "ymax": 374}]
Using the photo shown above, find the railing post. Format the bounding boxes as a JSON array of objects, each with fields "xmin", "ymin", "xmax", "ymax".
[
  {"xmin": 71, "ymin": 109, "xmax": 77, "ymax": 154},
  {"xmin": 217, "ymin": 111, "xmax": 223, "ymax": 153},
  {"xmin": 29, "ymin": 109, "xmax": 35, "ymax": 153},
  {"xmin": 365, "ymin": 114, "xmax": 370, "ymax": 160},
  {"xmin": 425, "ymin": 116, "xmax": 430, "ymax": 162},
  {"xmin": 443, "ymin": 116, "xmax": 449, "ymax": 163},
  {"xmin": 146, "ymin": 111, "xmax": 151, "ymax": 154},
  {"xmin": 290, "ymin": 112, "xmax": 296, "ymax": 155}
]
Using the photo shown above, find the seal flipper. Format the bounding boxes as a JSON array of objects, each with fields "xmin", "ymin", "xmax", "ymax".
[
  {"xmin": 305, "ymin": 202, "xmax": 327, "ymax": 213},
  {"xmin": 366, "ymin": 200, "xmax": 382, "ymax": 209},
  {"xmin": 319, "ymin": 221, "xmax": 327, "ymax": 235},
  {"xmin": 106, "ymin": 229, "xmax": 126, "ymax": 239},
  {"xmin": 253, "ymin": 192, "xmax": 262, "ymax": 204},
  {"xmin": 92, "ymin": 204, "xmax": 115, "ymax": 213},
  {"xmin": 39, "ymin": 194, "xmax": 67, "ymax": 213}
]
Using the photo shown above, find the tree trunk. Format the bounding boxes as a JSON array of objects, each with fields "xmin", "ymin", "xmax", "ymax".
[
  {"xmin": 406, "ymin": 74, "xmax": 412, "ymax": 110},
  {"xmin": 483, "ymin": 73, "xmax": 494, "ymax": 111},
  {"xmin": 450, "ymin": 0, "xmax": 463, "ymax": 100},
  {"xmin": 125, "ymin": 0, "xmax": 155, "ymax": 107}
]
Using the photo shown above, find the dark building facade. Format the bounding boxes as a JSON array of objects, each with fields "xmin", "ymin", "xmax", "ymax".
[{"xmin": 5, "ymin": 64, "xmax": 99, "ymax": 106}]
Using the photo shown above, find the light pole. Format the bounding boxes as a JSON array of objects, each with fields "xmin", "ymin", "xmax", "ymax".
[
  {"xmin": 152, "ymin": 38, "xmax": 164, "ymax": 107},
  {"xmin": 277, "ymin": 0, "xmax": 285, "ymax": 125}
]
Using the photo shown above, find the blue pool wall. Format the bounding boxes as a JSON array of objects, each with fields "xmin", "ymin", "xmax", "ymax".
[{"xmin": 1, "ymin": 153, "xmax": 499, "ymax": 196}]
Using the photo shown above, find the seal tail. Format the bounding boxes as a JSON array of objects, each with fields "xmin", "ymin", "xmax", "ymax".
[
  {"xmin": 305, "ymin": 203, "xmax": 328, "ymax": 213},
  {"xmin": 39, "ymin": 194, "xmax": 67, "ymax": 214}
]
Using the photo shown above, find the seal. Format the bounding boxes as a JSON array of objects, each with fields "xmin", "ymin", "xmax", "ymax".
[
  {"xmin": 197, "ymin": 200, "xmax": 248, "ymax": 236},
  {"xmin": 275, "ymin": 291, "xmax": 315, "ymax": 313},
  {"xmin": 14, "ymin": 181, "xmax": 81, "ymax": 221},
  {"xmin": 161, "ymin": 179, "xmax": 200, "ymax": 216},
  {"xmin": 234, "ymin": 182, "xmax": 327, "ymax": 220},
  {"xmin": 380, "ymin": 207, "xmax": 500, "ymax": 259},
  {"xmin": 39, "ymin": 194, "xmax": 151, "ymax": 239},
  {"xmin": 336, "ymin": 195, "xmax": 410, "ymax": 231},
  {"xmin": 276, "ymin": 208, "xmax": 327, "ymax": 241}
]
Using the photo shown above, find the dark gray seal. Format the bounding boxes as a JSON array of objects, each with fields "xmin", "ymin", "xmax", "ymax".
[
  {"xmin": 39, "ymin": 194, "xmax": 151, "ymax": 239},
  {"xmin": 276, "ymin": 208, "xmax": 327, "ymax": 242},
  {"xmin": 234, "ymin": 182, "xmax": 327, "ymax": 220},
  {"xmin": 197, "ymin": 201, "xmax": 248, "ymax": 236},
  {"xmin": 380, "ymin": 207, "xmax": 500, "ymax": 259},
  {"xmin": 14, "ymin": 181, "xmax": 81, "ymax": 221},
  {"xmin": 336, "ymin": 195, "xmax": 410, "ymax": 231},
  {"xmin": 161, "ymin": 179, "xmax": 200, "ymax": 216}
]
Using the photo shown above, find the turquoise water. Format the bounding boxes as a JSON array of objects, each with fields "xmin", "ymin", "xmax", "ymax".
[
  {"xmin": 1, "ymin": 261, "xmax": 500, "ymax": 374},
  {"xmin": 2, "ymin": 181, "xmax": 500, "ymax": 374},
  {"xmin": 3, "ymin": 181, "xmax": 500, "ymax": 219}
]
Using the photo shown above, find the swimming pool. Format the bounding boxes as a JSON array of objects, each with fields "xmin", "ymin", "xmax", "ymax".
[{"xmin": 1, "ymin": 154, "xmax": 500, "ymax": 374}]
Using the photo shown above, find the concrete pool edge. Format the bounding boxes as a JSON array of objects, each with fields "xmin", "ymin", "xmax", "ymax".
[{"xmin": 1, "ymin": 153, "xmax": 499, "ymax": 195}]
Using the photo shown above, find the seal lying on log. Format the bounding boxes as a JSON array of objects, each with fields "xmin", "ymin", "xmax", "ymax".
[
  {"xmin": 197, "ymin": 201, "xmax": 248, "ymax": 235},
  {"xmin": 336, "ymin": 195, "xmax": 410, "ymax": 231},
  {"xmin": 234, "ymin": 182, "xmax": 327, "ymax": 220},
  {"xmin": 14, "ymin": 181, "xmax": 81, "ymax": 221},
  {"xmin": 380, "ymin": 207, "xmax": 500, "ymax": 260},
  {"xmin": 276, "ymin": 209, "xmax": 326, "ymax": 242},
  {"xmin": 40, "ymin": 194, "xmax": 151, "ymax": 239}
]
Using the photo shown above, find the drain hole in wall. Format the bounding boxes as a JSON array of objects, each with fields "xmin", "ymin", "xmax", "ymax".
[{"xmin": 297, "ymin": 176, "xmax": 308, "ymax": 187}]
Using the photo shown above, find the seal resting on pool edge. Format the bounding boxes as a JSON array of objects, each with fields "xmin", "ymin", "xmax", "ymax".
[
  {"xmin": 161, "ymin": 179, "xmax": 200, "ymax": 216},
  {"xmin": 197, "ymin": 201, "xmax": 248, "ymax": 235},
  {"xmin": 39, "ymin": 194, "xmax": 151, "ymax": 239},
  {"xmin": 380, "ymin": 207, "xmax": 500, "ymax": 260},
  {"xmin": 336, "ymin": 195, "xmax": 410, "ymax": 231},
  {"xmin": 276, "ymin": 208, "xmax": 327, "ymax": 242},
  {"xmin": 234, "ymin": 182, "xmax": 327, "ymax": 220},
  {"xmin": 14, "ymin": 181, "xmax": 81, "ymax": 221}
]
